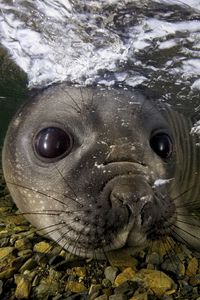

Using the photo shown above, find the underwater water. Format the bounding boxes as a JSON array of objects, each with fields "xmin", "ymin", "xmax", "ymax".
[{"xmin": 0, "ymin": 48, "xmax": 27, "ymax": 147}]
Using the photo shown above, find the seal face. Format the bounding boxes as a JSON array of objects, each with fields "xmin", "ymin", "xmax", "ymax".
[{"xmin": 2, "ymin": 85, "xmax": 200, "ymax": 258}]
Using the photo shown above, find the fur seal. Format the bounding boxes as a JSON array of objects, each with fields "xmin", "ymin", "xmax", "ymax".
[{"xmin": 2, "ymin": 85, "xmax": 200, "ymax": 258}]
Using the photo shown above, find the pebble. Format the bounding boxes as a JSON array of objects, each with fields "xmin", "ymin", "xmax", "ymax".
[
  {"xmin": 109, "ymin": 294, "xmax": 127, "ymax": 300},
  {"xmin": 34, "ymin": 252, "xmax": 48, "ymax": 265},
  {"xmin": 6, "ymin": 214, "xmax": 29, "ymax": 226},
  {"xmin": 11, "ymin": 256, "xmax": 27, "ymax": 269},
  {"xmin": 32, "ymin": 274, "xmax": 41, "ymax": 287},
  {"xmin": 66, "ymin": 281, "xmax": 87, "ymax": 293},
  {"xmin": 0, "ymin": 236, "xmax": 10, "ymax": 247},
  {"xmin": 34, "ymin": 272, "xmax": 63, "ymax": 299},
  {"xmin": 89, "ymin": 284, "xmax": 102, "ymax": 299},
  {"xmin": 95, "ymin": 295, "xmax": 108, "ymax": 300},
  {"xmin": 15, "ymin": 238, "xmax": 32, "ymax": 250},
  {"xmin": 146, "ymin": 251, "xmax": 162, "ymax": 266},
  {"xmin": 114, "ymin": 268, "xmax": 136, "ymax": 286},
  {"xmin": 129, "ymin": 293, "xmax": 148, "ymax": 300},
  {"xmin": 18, "ymin": 249, "xmax": 33, "ymax": 257},
  {"xmin": 179, "ymin": 280, "xmax": 193, "ymax": 296},
  {"xmin": 114, "ymin": 281, "xmax": 138, "ymax": 297},
  {"xmin": 70, "ymin": 266, "xmax": 87, "ymax": 278},
  {"xmin": 161, "ymin": 255, "xmax": 185, "ymax": 276},
  {"xmin": 15, "ymin": 274, "xmax": 31, "ymax": 299},
  {"xmin": 107, "ymin": 249, "xmax": 138, "ymax": 269},
  {"xmin": 189, "ymin": 273, "xmax": 200, "ymax": 286},
  {"xmin": 0, "ymin": 246, "xmax": 14, "ymax": 259},
  {"xmin": 104, "ymin": 266, "xmax": 119, "ymax": 284},
  {"xmin": 49, "ymin": 255, "xmax": 65, "ymax": 266},
  {"xmin": 33, "ymin": 241, "xmax": 52, "ymax": 253},
  {"xmin": 150, "ymin": 237, "xmax": 176, "ymax": 257},
  {"xmin": 102, "ymin": 278, "xmax": 112, "ymax": 288},
  {"xmin": 137, "ymin": 269, "xmax": 176, "ymax": 296},
  {"xmin": 52, "ymin": 259, "xmax": 69, "ymax": 271},
  {"xmin": 20, "ymin": 257, "xmax": 38, "ymax": 273},
  {"xmin": 186, "ymin": 257, "xmax": 198, "ymax": 277},
  {"xmin": 0, "ymin": 267, "xmax": 16, "ymax": 280}
]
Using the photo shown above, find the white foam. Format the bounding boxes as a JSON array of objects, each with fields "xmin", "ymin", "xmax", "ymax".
[
  {"xmin": 191, "ymin": 120, "xmax": 200, "ymax": 135},
  {"xmin": 0, "ymin": 0, "xmax": 200, "ymax": 90}
]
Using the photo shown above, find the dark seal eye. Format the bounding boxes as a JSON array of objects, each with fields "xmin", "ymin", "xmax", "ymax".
[
  {"xmin": 150, "ymin": 133, "xmax": 173, "ymax": 159},
  {"xmin": 34, "ymin": 127, "xmax": 73, "ymax": 161}
]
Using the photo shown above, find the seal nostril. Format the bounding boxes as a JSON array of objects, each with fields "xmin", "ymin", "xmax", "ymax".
[
  {"xmin": 141, "ymin": 201, "xmax": 158, "ymax": 228},
  {"xmin": 109, "ymin": 184, "xmax": 138, "ymax": 209},
  {"xmin": 110, "ymin": 188, "xmax": 125, "ymax": 209},
  {"xmin": 109, "ymin": 185, "xmax": 135, "ymax": 219},
  {"xmin": 109, "ymin": 189, "xmax": 133, "ymax": 222}
]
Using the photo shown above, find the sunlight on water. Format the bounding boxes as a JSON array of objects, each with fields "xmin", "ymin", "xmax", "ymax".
[{"xmin": 0, "ymin": 0, "xmax": 200, "ymax": 94}]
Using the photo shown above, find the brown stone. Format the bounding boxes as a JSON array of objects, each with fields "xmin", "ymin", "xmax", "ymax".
[
  {"xmin": 114, "ymin": 267, "xmax": 136, "ymax": 286},
  {"xmin": 186, "ymin": 257, "xmax": 198, "ymax": 277}
]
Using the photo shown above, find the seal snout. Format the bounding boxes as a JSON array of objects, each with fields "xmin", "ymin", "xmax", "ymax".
[
  {"xmin": 109, "ymin": 184, "xmax": 135, "ymax": 222},
  {"xmin": 102, "ymin": 172, "xmax": 155, "ymax": 226}
]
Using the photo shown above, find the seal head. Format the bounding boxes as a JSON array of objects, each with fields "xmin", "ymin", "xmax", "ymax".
[{"xmin": 2, "ymin": 86, "xmax": 200, "ymax": 257}]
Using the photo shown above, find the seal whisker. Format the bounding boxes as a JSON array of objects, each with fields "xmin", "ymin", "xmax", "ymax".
[
  {"xmin": 45, "ymin": 222, "xmax": 83, "ymax": 257},
  {"xmin": 32, "ymin": 226, "xmax": 73, "ymax": 257},
  {"xmin": 18, "ymin": 208, "xmax": 93, "ymax": 215},
  {"xmin": 61, "ymin": 86, "xmax": 82, "ymax": 114},
  {"xmin": 79, "ymin": 87, "xmax": 96, "ymax": 113},
  {"xmin": 171, "ymin": 186, "xmax": 195, "ymax": 204},
  {"xmin": 48, "ymin": 231, "xmax": 72, "ymax": 255},
  {"xmin": 163, "ymin": 236, "xmax": 185, "ymax": 273},
  {"xmin": 90, "ymin": 250, "xmax": 105, "ymax": 283},
  {"xmin": 18, "ymin": 211, "xmax": 62, "ymax": 216},
  {"xmin": 34, "ymin": 224, "xmax": 70, "ymax": 241},
  {"xmin": 1, "ymin": 222, "xmax": 67, "ymax": 245},
  {"xmin": 176, "ymin": 212, "xmax": 200, "ymax": 218},
  {"xmin": 168, "ymin": 225, "xmax": 195, "ymax": 251},
  {"xmin": 2, "ymin": 207, "xmax": 93, "ymax": 220},
  {"xmin": 6, "ymin": 180, "xmax": 81, "ymax": 209},
  {"xmin": 55, "ymin": 166, "xmax": 83, "ymax": 206},
  {"xmin": 175, "ymin": 199, "xmax": 200, "ymax": 209},
  {"xmin": 156, "ymin": 214, "xmax": 199, "ymax": 256},
  {"xmin": 32, "ymin": 222, "xmax": 67, "ymax": 234},
  {"xmin": 171, "ymin": 223, "xmax": 200, "ymax": 244},
  {"xmin": 175, "ymin": 218, "xmax": 200, "ymax": 229},
  {"xmin": 52, "ymin": 228, "xmax": 74, "ymax": 251},
  {"xmin": 69, "ymin": 232, "xmax": 82, "ymax": 257},
  {"xmin": 90, "ymin": 88, "xmax": 95, "ymax": 109},
  {"xmin": 79, "ymin": 87, "xmax": 86, "ymax": 107}
]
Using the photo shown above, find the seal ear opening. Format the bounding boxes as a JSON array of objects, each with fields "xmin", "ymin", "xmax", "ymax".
[{"xmin": 149, "ymin": 132, "xmax": 173, "ymax": 160}]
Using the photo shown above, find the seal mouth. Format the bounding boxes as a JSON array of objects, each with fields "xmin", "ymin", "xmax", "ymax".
[{"xmin": 101, "ymin": 161, "xmax": 149, "ymax": 176}]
